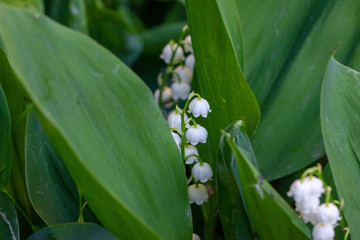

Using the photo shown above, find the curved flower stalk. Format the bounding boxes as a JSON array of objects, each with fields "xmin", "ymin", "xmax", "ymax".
[{"xmin": 287, "ymin": 164, "xmax": 348, "ymax": 240}]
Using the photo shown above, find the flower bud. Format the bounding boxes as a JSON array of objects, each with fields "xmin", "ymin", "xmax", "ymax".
[
  {"xmin": 171, "ymin": 82, "xmax": 191, "ymax": 101},
  {"xmin": 185, "ymin": 145, "xmax": 199, "ymax": 165},
  {"xmin": 317, "ymin": 203, "xmax": 341, "ymax": 226},
  {"xmin": 185, "ymin": 124, "xmax": 208, "ymax": 145},
  {"xmin": 160, "ymin": 43, "xmax": 184, "ymax": 64},
  {"xmin": 154, "ymin": 87, "xmax": 172, "ymax": 103},
  {"xmin": 183, "ymin": 35, "xmax": 193, "ymax": 53},
  {"xmin": 188, "ymin": 184, "xmax": 209, "ymax": 205},
  {"xmin": 192, "ymin": 163, "xmax": 213, "ymax": 183},
  {"xmin": 312, "ymin": 223, "xmax": 335, "ymax": 240},
  {"xmin": 172, "ymin": 65, "xmax": 193, "ymax": 84},
  {"xmin": 306, "ymin": 176, "xmax": 325, "ymax": 198},
  {"xmin": 188, "ymin": 98, "xmax": 212, "ymax": 118},
  {"xmin": 185, "ymin": 54, "xmax": 195, "ymax": 71}
]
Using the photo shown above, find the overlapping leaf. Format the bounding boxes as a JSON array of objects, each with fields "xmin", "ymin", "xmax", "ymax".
[
  {"xmin": 0, "ymin": 4, "xmax": 191, "ymax": 240},
  {"xmin": 0, "ymin": 191, "xmax": 19, "ymax": 240},
  {"xmin": 321, "ymin": 56, "xmax": 360, "ymax": 239},
  {"xmin": 0, "ymin": 84, "xmax": 11, "ymax": 187},
  {"xmin": 186, "ymin": 0, "xmax": 261, "ymax": 164},
  {"xmin": 27, "ymin": 223, "xmax": 117, "ymax": 240},
  {"xmin": 222, "ymin": 123, "xmax": 311, "ymax": 240}
]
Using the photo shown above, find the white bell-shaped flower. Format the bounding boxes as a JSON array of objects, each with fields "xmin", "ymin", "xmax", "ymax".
[
  {"xmin": 188, "ymin": 98, "xmax": 212, "ymax": 118},
  {"xmin": 183, "ymin": 35, "xmax": 193, "ymax": 53},
  {"xmin": 317, "ymin": 203, "xmax": 341, "ymax": 226},
  {"xmin": 185, "ymin": 124, "xmax": 208, "ymax": 145},
  {"xmin": 188, "ymin": 184, "xmax": 209, "ymax": 205},
  {"xmin": 171, "ymin": 82, "xmax": 191, "ymax": 101},
  {"xmin": 172, "ymin": 65, "xmax": 193, "ymax": 84},
  {"xmin": 295, "ymin": 195, "xmax": 320, "ymax": 214},
  {"xmin": 287, "ymin": 178, "xmax": 311, "ymax": 202},
  {"xmin": 167, "ymin": 110, "xmax": 189, "ymax": 131},
  {"xmin": 306, "ymin": 176, "xmax": 325, "ymax": 198},
  {"xmin": 300, "ymin": 211, "xmax": 318, "ymax": 225},
  {"xmin": 171, "ymin": 131, "xmax": 181, "ymax": 150},
  {"xmin": 154, "ymin": 87, "xmax": 172, "ymax": 103},
  {"xmin": 192, "ymin": 233, "xmax": 201, "ymax": 240},
  {"xmin": 185, "ymin": 145, "xmax": 199, "ymax": 164},
  {"xmin": 160, "ymin": 43, "xmax": 184, "ymax": 64},
  {"xmin": 192, "ymin": 163, "xmax": 213, "ymax": 183},
  {"xmin": 312, "ymin": 223, "xmax": 335, "ymax": 240},
  {"xmin": 185, "ymin": 54, "xmax": 195, "ymax": 71}
]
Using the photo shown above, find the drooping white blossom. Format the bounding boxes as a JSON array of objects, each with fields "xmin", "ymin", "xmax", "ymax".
[
  {"xmin": 306, "ymin": 176, "xmax": 325, "ymax": 198},
  {"xmin": 167, "ymin": 110, "xmax": 189, "ymax": 131},
  {"xmin": 287, "ymin": 178, "xmax": 312, "ymax": 202},
  {"xmin": 188, "ymin": 184, "xmax": 209, "ymax": 205},
  {"xmin": 171, "ymin": 131, "xmax": 181, "ymax": 150},
  {"xmin": 192, "ymin": 163, "xmax": 213, "ymax": 183},
  {"xmin": 312, "ymin": 223, "xmax": 335, "ymax": 240},
  {"xmin": 171, "ymin": 82, "xmax": 191, "ymax": 101},
  {"xmin": 317, "ymin": 203, "xmax": 341, "ymax": 226},
  {"xmin": 295, "ymin": 195, "xmax": 320, "ymax": 214},
  {"xmin": 192, "ymin": 233, "xmax": 201, "ymax": 240},
  {"xmin": 188, "ymin": 98, "xmax": 212, "ymax": 118},
  {"xmin": 185, "ymin": 124, "xmax": 208, "ymax": 145},
  {"xmin": 183, "ymin": 35, "xmax": 193, "ymax": 53},
  {"xmin": 300, "ymin": 211, "xmax": 318, "ymax": 225},
  {"xmin": 185, "ymin": 145, "xmax": 199, "ymax": 165},
  {"xmin": 185, "ymin": 54, "xmax": 195, "ymax": 71},
  {"xmin": 154, "ymin": 87, "xmax": 172, "ymax": 103},
  {"xmin": 172, "ymin": 65, "xmax": 193, "ymax": 84},
  {"xmin": 160, "ymin": 43, "xmax": 184, "ymax": 64}
]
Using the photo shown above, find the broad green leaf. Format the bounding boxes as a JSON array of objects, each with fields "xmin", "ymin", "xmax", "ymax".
[
  {"xmin": 0, "ymin": 5, "xmax": 191, "ymax": 240},
  {"xmin": 223, "ymin": 126, "xmax": 311, "ymax": 240},
  {"xmin": 0, "ymin": 84, "xmax": 11, "ymax": 187},
  {"xmin": 185, "ymin": 0, "xmax": 261, "ymax": 162},
  {"xmin": 27, "ymin": 223, "xmax": 117, "ymax": 240},
  {"xmin": 0, "ymin": 49, "xmax": 39, "ymax": 224},
  {"xmin": 240, "ymin": 0, "xmax": 360, "ymax": 180},
  {"xmin": 217, "ymin": 121, "xmax": 256, "ymax": 240},
  {"xmin": 0, "ymin": 0, "xmax": 43, "ymax": 11},
  {"xmin": 25, "ymin": 110, "xmax": 95, "ymax": 225},
  {"xmin": 321, "ymin": 56, "xmax": 360, "ymax": 238},
  {"xmin": 0, "ymin": 191, "xmax": 19, "ymax": 240}
]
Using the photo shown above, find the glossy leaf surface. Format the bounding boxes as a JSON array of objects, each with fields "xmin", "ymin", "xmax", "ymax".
[
  {"xmin": 25, "ymin": 110, "xmax": 94, "ymax": 225},
  {"xmin": 0, "ymin": 5, "xmax": 191, "ymax": 240},
  {"xmin": 27, "ymin": 223, "xmax": 117, "ymax": 240},
  {"xmin": 321, "ymin": 56, "xmax": 360, "ymax": 238},
  {"xmin": 244, "ymin": 0, "xmax": 360, "ymax": 180},
  {"xmin": 223, "ymin": 125, "xmax": 311, "ymax": 240},
  {"xmin": 186, "ymin": 0, "xmax": 261, "ymax": 162}
]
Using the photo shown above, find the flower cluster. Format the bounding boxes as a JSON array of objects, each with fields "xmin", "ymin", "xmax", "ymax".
[
  {"xmin": 154, "ymin": 25, "xmax": 195, "ymax": 108},
  {"xmin": 155, "ymin": 27, "xmax": 211, "ymax": 240},
  {"xmin": 168, "ymin": 93, "xmax": 212, "ymax": 206},
  {"xmin": 287, "ymin": 165, "xmax": 345, "ymax": 240}
]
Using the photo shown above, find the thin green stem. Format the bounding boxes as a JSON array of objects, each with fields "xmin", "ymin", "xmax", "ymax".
[
  {"xmin": 4, "ymin": 189, "xmax": 38, "ymax": 231},
  {"xmin": 344, "ymin": 228, "xmax": 350, "ymax": 240},
  {"xmin": 169, "ymin": 128, "xmax": 182, "ymax": 136},
  {"xmin": 325, "ymin": 186, "xmax": 332, "ymax": 206},
  {"xmin": 12, "ymin": 103, "xmax": 34, "ymax": 131}
]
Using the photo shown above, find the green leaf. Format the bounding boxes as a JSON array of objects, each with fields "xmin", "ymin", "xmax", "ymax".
[
  {"xmin": 0, "ymin": 49, "xmax": 39, "ymax": 225},
  {"xmin": 216, "ymin": 121, "xmax": 256, "ymax": 240},
  {"xmin": 185, "ymin": 0, "xmax": 261, "ymax": 161},
  {"xmin": 0, "ymin": 191, "xmax": 19, "ymax": 240},
  {"xmin": 223, "ymin": 125, "xmax": 311, "ymax": 240},
  {"xmin": 0, "ymin": 0, "xmax": 43, "ymax": 11},
  {"xmin": 321, "ymin": 56, "xmax": 360, "ymax": 238},
  {"xmin": 0, "ymin": 5, "xmax": 191, "ymax": 240},
  {"xmin": 25, "ymin": 110, "xmax": 95, "ymax": 225},
  {"xmin": 240, "ymin": 0, "xmax": 360, "ymax": 180},
  {"xmin": 27, "ymin": 223, "xmax": 117, "ymax": 240},
  {"xmin": 0, "ymin": 84, "xmax": 11, "ymax": 187}
]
